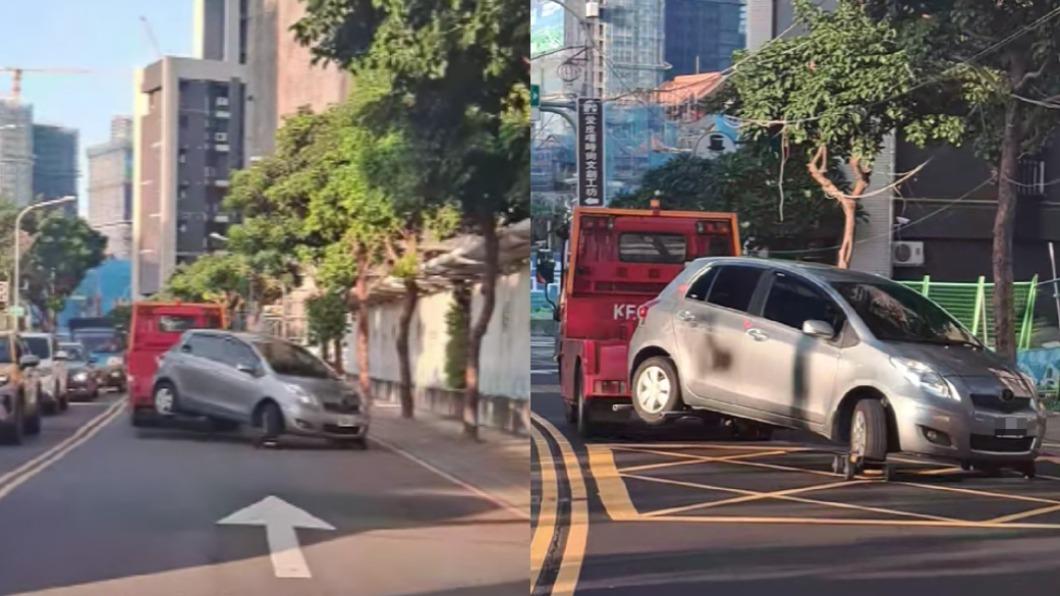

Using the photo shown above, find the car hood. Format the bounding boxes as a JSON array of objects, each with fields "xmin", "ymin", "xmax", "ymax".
[
  {"xmin": 888, "ymin": 342, "xmax": 1014, "ymax": 377},
  {"xmin": 276, "ymin": 375, "xmax": 359, "ymax": 403}
]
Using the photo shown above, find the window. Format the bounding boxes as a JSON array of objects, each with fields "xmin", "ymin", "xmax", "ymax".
[
  {"xmin": 764, "ymin": 273, "xmax": 843, "ymax": 333},
  {"xmin": 221, "ymin": 338, "xmax": 259, "ymax": 369},
  {"xmin": 619, "ymin": 233, "xmax": 687, "ymax": 263},
  {"xmin": 685, "ymin": 267, "xmax": 719, "ymax": 301},
  {"xmin": 253, "ymin": 340, "xmax": 333, "ymax": 379},
  {"xmin": 159, "ymin": 316, "xmax": 202, "ymax": 333},
  {"xmin": 0, "ymin": 337, "xmax": 13, "ymax": 364},
  {"xmin": 23, "ymin": 337, "xmax": 51, "ymax": 359},
  {"xmin": 214, "ymin": 132, "xmax": 228, "ymax": 142},
  {"xmin": 187, "ymin": 334, "xmax": 225, "ymax": 360},
  {"xmin": 707, "ymin": 266, "xmax": 763, "ymax": 312},
  {"xmin": 216, "ymin": 96, "xmax": 229, "ymax": 107},
  {"xmin": 832, "ymin": 281, "xmax": 978, "ymax": 346}
]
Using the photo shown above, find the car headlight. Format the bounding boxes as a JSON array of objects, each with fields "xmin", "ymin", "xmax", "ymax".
[
  {"xmin": 72, "ymin": 371, "xmax": 89, "ymax": 382},
  {"xmin": 107, "ymin": 357, "xmax": 123, "ymax": 367},
  {"xmin": 890, "ymin": 357, "xmax": 956, "ymax": 400},
  {"xmin": 284, "ymin": 383, "xmax": 319, "ymax": 408}
]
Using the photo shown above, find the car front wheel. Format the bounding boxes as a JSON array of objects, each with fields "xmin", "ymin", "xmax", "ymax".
[
  {"xmin": 631, "ymin": 356, "xmax": 682, "ymax": 426},
  {"xmin": 153, "ymin": 382, "xmax": 178, "ymax": 416},
  {"xmin": 850, "ymin": 399, "xmax": 888, "ymax": 461},
  {"xmin": 256, "ymin": 402, "xmax": 284, "ymax": 447}
]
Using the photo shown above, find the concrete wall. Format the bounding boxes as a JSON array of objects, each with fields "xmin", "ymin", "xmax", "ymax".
[
  {"xmin": 346, "ymin": 267, "xmax": 531, "ymax": 434},
  {"xmin": 275, "ymin": 0, "xmax": 352, "ymax": 120}
]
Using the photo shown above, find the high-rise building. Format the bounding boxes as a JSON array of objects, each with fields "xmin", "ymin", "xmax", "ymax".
[
  {"xmin": 88, "ymin": 117, "xmax": 134, "ymax": 259},
  {"xmin": 32, "ymin": 124, "xmax": 78, "ymax": 214},
  {"xmin": 664, "ymin": 0, "xmax": 745, "ymax": 78},
  {"xmin": 132, "ymin": 1, "xmax": 248, "ymax": 298},
  {"xmin": 0, "ymin": 99, "xmax": 34, "ymax": 206},
  {"xmin": 599, "ymin": 0, "xmax": 668, "ymax": 98}
]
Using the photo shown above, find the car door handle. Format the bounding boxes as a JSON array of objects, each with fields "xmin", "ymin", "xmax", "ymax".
[
  {"xmin": 746, "ymin": 328, "xmax": 768, "ymax": 342},
  {"xmin": 676, "ymin": 310, "xmax": 696, "ymax": 322}
]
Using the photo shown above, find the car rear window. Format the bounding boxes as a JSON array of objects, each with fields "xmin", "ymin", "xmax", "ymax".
[
  {"xmin": 618, "ymin": 233, "xmax": 687, "ymax": 264},
  {"xmin": 707, "ymin": 266, "xmax": 764, "ymax": 312},
  {"xmin": 0, "ymin": 338, "xmax": 12, "ymax": 364},
  {"xmin": 23, "ymin": 337, "xmax": 51, "ymax": 359}
]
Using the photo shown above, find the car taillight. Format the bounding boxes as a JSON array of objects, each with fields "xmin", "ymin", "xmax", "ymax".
[{"xmin": 638, "ymin": 299, "xmax": 659, "ymax": 324}]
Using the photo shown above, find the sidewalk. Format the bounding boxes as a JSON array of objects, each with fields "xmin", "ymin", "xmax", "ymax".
[{"xmin": 367, "ymin": 401, "xmax": 530, "ymax": 520}]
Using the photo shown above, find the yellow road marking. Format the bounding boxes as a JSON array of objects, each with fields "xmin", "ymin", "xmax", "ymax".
[
  {"xmin": 642, "ymin": 478, "xmax": 867, "ymax": 517},
  {"xmin": 897, "ymin": 480, "xmax": 1060, "ymax": 507},
  {"xmin": 615, "ymin": 445, "xmax": 841, "ymax": 478},
  {"xmin": 603, "ymin": 442, "xmax": 809, "ymax": 451},
  {"xmin": 587, "ymin": 445, "xmax": 638, "ymax": 521},
  {"xmin": 625, "ymin": 513, "xmax": 1060, "ymax": 530},
  {"xmin": 986, "ymin": 502, "xmax": 1060, "ymax": 524},
  {"xmin": 626, "ymin": 473, "xmax": 960, "ymax": 522},
  {"xmin": 532, "ymin": 414, "xmax": 588, "ymax": 596},
  {"xmin": 529, "ymin": 426, "xmax": 558, "ymax": 594},
  {"xmin": 618, "ymin": 449, "xmax": 793, "ymax": 474},
  {"xmin": 909, "ymin": 466, "xmax": 963, "ymax": 476}
]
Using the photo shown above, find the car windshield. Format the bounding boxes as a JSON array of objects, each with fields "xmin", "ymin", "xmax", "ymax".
[
  {"xmin": 0, "ymin": 337, "xmax": 12, "ymax": 364},
  {"xmin": 61, "ymin": 345, "xmax": 87, "ymax": 362},
  {"xmin": 832, "ymin": 281, "xmax": 979, "ymax": 346},
  {"xmin": 254, "ymin": 340, "xmax": 333, "ymax": 379},
  {"xmin": 23, "ymin": 337, "xmax": 51, "ymax": 359},
  {"xmin": 77, "ymin": 333, "xmax": 125, "ymax": 353}
]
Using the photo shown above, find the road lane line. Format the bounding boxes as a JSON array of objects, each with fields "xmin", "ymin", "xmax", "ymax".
[
  {"xmin": 626, "ymin": 513, "xmax": 1060, "ymax": 530},
  {"xmin": 530, "ymin": 425, "xmax": 559, "ymax": 594},
  {"xmin": 624, "ymin": 473, "xmax": 961, "ymax": 522},
  {"xmin": 642, "ymin": 479, "xmax": 868, "ymax": 517},
  {"xmin": 367, "ymin": 435, "xmax": 530, "ymax": 521},
  {"xmin": 897, "ymin": 480, "xmax": 1060, "ymax": 507},
  {"xmin": 531, "ymin": 413, "xmax": 587, "ymax": 596},
  {"xmin": 986, "ymin": 502, "xmax": 1060, "ymax": 524},
  {"xmin": 604, "ymin": 442, "xmax": 810, "ymax": 451},
  {"xmin": 618, "ymin": 449, "xmax": 794, "ymax": 474},
  {"xmin": 586, "ymin": 445, "xmax": 638, "ymax": 521},
  {"xmin": 615, "ymin": 446, "xmax": 840, "ymax": 478},
  {"xmin": 0, "ymin": 398, "xmax": 126, "ymax": 502}
]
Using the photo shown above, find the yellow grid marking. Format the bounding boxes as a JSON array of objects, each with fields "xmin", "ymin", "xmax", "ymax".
[
  {"xmin": 896, "ymin": 480, "xmax": 1060, "ymax": 507},
  {"xmin": 618, "ymin": 449, "xmax": 793, "ymax": 474},
  {"xmin": 626, "ymin": 473, "xmax": 961, "ymax": 522},
  {"xmin": 642, "ymin": 478, "xmax": 868, "ymax": 517},
  {"xmin": 611, "ymin": 446, "xmax": 842, "ymax": 478}
]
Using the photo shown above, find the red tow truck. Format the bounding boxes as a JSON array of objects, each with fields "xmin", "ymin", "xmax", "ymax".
[{"xmin": 555, "ymin": 202, "xmax": 741, "ymax": 436}]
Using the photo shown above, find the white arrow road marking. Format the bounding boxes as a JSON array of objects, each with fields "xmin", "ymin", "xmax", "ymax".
[{"xmin": 217, "ymin": 496, "xmax": 335, "ymax": 579}]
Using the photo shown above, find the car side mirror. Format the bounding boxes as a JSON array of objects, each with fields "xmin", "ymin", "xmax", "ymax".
[
  {"xmin": 19, "ymin": 354, "xmax": 40, "ymax": 369},
  {"xmin": 180, "ymin": 344, "xmax": 192, "ymax": 353},
  {"xmin": 802, "ymin": 319, "xmax": 835, "ymax": 339},
  {"xmin": 54, "ymin": 350, "xmax": 69, "ymax": 361}
]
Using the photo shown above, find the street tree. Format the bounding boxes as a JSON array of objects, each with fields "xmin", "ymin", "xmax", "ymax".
[
  {"xmin": 866, "ymin": 0, "xmax": 1060, "ymax": 362},
  {"xmin": 21, "ymin": 215, "xmax": 107, "ymax": 331},
  {"xmin": 295, "ymin": 0, "xmax": 530, "ymax": 438},
  {"xmin": 164, "ymin": 252, "xmax": 252, "ymax": 324},
  {"xmin": 612, "ymin": 140, "xmax": 855, "ymax": 256},
  {"xmin": 306, "ymin": 290, "xmax": 349, "ymax": 370},
  {"xmin": 718, "ymin": 0, "xmax": 964, "ymax": 268}
]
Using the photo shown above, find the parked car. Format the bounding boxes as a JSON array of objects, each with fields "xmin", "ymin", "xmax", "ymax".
[
  {"xmin": 0, "ymin": 333, "xmax": 43, "ymax": 444},
  {"xmin": 127, "ymin": 301, "xmax": 226, "ymax": 426},
  {"xmin": 21, "ymin": 333, "xmax": 68, "ymax": 413},
  {"xmin": 152, "ymin": 331, "xmax": 368, "ymax": 448},
  {"xmin": 628, "ymin": 257, "xmax": 1047, "ymax": 477},
  {"xmin": 60, "ymin": 342, "xmax": 99, "ymax": 401}
]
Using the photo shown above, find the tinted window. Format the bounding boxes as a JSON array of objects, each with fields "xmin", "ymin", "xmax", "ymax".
[
  {"xmin": 23, "ymin": 337, "xmax": 51, "ymax": 359},
  {"xmin": 0, "ymin": 337, "xmax": 12, "ymax": 364},
  {"xmin": 764, "ymin": 273, "xmax": 843, "ymax": 332},
  {"xmin": 619, "ymin": 233, "xmax": 687, "ymax": 263},
  {"xmin": 832, "ymin": 281, "xmax": 978, "ymax": 345},
  {"xmin": 77, "ymin": 333, "xmax": 125, "ymax": 353},
  {"xmin": 61, "ymin": 345, "xmax": 86, "ymax": 362},
  {"xmin": 254, "ymin": 340, "xmax": 333, "ymax": 379},
  {"xmin": 685, "ymin": 267, "xmax": 719, "ymax": 302},
  {"xmin": 159, "ymin": 315, "xmax": 201, "ymax": 333},
  {"xmin": 222, "ymin": 339, "xmax": 259, "ymax": 369},
  {"xmin": 186, "ymin": 334, "xmax": 225, "ymax": 360},
  {"xmin": 707, "ymin": 266, "xmax": 764, "ymax": 312}
]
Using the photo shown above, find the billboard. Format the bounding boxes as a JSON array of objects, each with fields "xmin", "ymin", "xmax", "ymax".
[
  {"xmin": 577, "ymin": 98, "xmax": 604, "ymax": 207},
  {"xmin": 531, "ymin": 0, "xmax": 564, "ymax": 57}
]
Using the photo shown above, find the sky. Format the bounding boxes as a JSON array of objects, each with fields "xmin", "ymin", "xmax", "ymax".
[{"xmin": 0, "ymin": 0, "xmax": 194, "ymax": 215}]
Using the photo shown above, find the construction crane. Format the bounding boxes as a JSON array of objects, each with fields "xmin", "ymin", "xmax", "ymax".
[
  {"xmin": 140, "ymin": 16, "xmax": 163, "ymax": 59},
  {"xmin": 0, "ymin": 68, "xmax": 93, "ymax": 102}
]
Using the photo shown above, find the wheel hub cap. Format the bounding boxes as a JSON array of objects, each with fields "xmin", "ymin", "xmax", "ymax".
[
  {"xmin": 851, "ymin": 411, "xmax": 867, "ymax": 456},
  {"xmin": 636, "ymin": 366, "xmax": 671, "ymax": 414},
  {"xmin": 155, "ymin": 389, "xmax": 173, "ymax": 415}
]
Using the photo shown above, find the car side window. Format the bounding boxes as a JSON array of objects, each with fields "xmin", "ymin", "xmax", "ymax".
[
  {"xmin": 763, "ymin": 273, "xmax": 844, "ymax": 333},
  {"xmin": 706, "ymin": 266, "xmax": 765, "ymax": 313},
  {"xmin": 186, "ymin": 334, "xmax": 220, "ymax": 360},
  {"xmin": 685, "ymin": 267, "xmax": 719, "ymax": 302},
  {"xmin": 222, "ymin": 339, "xmax": 259, "ymax": 370}
]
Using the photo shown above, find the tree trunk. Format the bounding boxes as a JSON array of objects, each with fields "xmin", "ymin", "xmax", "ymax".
[
  {"xmin": 836, "ymin": 198, "xmax": 858, "ymax": 269},
  {"xmin": 992, "ymin": 99, "xmax": 1023, "ymax": 364},
  {"xmin": 355, "ymin": 250, "xmax": 372, "ymax": 403},
  {"xmin": 321, "ymin": 340, "xmax": 330, "ymax": 364},
  {"xmin": 806, "ymin": 148, "xmax": 871, "ymax": 269},
  {"xmin": 464, "ymin": 219, "xmax": 499, "ymax": 440},
  {"xmin": 332, "ymin": 337, "xmax": 344, "ymax": 373},
  {"xmin": 397, "ymin": 277, "xmax": 419, "ymax": 419}
]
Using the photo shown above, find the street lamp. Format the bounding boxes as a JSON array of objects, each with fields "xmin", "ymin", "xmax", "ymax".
[{"xmin": 12, "ymin": 195, "xmax": 77, "ymax": 327}]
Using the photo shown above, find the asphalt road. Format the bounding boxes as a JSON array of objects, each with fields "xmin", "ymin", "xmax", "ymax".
[
  {"xmin": 0, "ymin": 391, "xmax": 526, "ymax": 596},
  {"xmin": 530, "ymin": 337, "xmax": 1060, "ymax": 595}
]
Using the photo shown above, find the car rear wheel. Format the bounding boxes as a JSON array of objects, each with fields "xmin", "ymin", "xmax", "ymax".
[
  {"xmin": 850, "ymin": 399, "xmax": 888, "ymax": 461},
  {"xmin": 0, "ymin": 400, "xmax": 24, "ymax": 445},
  {"xmin": 632, "ymin": 357, "xmax": 682, "ymax": 426},
  {"xmin": 256, "ymin": 402, "xmax": 284, "ymax": 447},
  {"xmin": 575, "ymin": 371, "xmax": 598, "ymax": 438},
  {"xmin": 153, "ymin": 382, "xmax": 178, "ymax": 416}
]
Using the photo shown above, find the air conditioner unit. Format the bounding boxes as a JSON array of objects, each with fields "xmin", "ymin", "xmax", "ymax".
[
  {"xmin": 892, "ymin": 241, "xmax": 924, "ymax": 267},
  {"xmin": 585, "ymin": 0, "xmax": 600, "ymax": 18}
]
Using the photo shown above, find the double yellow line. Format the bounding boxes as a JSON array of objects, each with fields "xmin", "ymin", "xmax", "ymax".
[
  {"xmin": 530, "ymin": 413, "xmax": 588, "ymax": 596},
  {"xmin": 0, "ymin": 397, "xmax": 126, "ymax": 502}
]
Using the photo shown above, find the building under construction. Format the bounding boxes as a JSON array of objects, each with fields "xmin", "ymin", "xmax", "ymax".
[{"xmin": 0, "ymin": 99, "xmax": 34, "ymax": 206}]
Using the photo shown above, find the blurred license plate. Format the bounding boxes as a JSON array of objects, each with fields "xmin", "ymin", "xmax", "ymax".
[
  {"xmin": 337, "ymin": 416, "xmax": 357, "ymax": 427},
  {"xmin": 996, "ymin": 417, "xmax": 1028, "ymax": 436}
]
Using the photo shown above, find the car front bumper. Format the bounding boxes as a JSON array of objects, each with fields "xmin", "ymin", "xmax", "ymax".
[
  {"xmin": 890, "ymin": 391, "xmax": 1046, "ymax": 463},
  {"xmin": 281, "ymin": 403, "xmax": 370, "ymax": 440}
]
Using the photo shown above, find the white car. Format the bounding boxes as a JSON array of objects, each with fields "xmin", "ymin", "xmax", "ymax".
[{"xmin": 21, "ymin": 333, "xmax": 68, "ymax": 413}]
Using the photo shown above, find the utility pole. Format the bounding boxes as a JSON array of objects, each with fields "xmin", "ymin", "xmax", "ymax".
[{"xmin": 12, "ymin": 196, "xmax": 76, "ymax": 330}]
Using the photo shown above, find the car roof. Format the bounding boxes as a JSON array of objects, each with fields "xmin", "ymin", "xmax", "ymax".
[
  {"xmin": 20, "ymin": 332, "xmax": 50, "ymax": 338},
  {"xmin": 186, "ymin": 329, "xmax": 276, "ymax": 342},
  {"xmin": 691, "ymin": 256, "xmax": 893, "ymax": 284}
]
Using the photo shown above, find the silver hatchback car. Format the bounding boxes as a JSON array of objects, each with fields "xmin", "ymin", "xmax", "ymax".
[
  {"xmin": 153, "ymin": 331, "xmax": 368, "ymax": 447},
  {"xmin": 629, "ymin": 257, "xmax": 1046, "ymax": 477}
]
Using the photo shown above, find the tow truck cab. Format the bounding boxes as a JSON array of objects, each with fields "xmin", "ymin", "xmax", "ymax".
[{"xmin": 557, "ymin": 205, "xmax": 740, "ymax": 430}]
